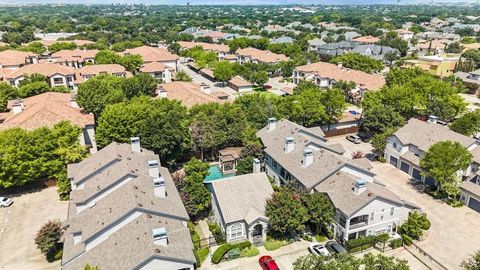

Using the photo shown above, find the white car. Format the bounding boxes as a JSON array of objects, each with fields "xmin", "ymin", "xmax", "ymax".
[
  {"xmin": 0, "ymin": 197, "xmax": 13, "ymax": 207},
  {"xmin": 308, "ymin": 242, "xmax": 330, "ymax": 256}
]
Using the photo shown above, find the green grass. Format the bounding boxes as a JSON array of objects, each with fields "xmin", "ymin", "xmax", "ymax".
[
  {"xmin": 315, "ymin": 235, "xmax": 328, "ymax": 243},
  {"xmin": 264, "ymin": 240, "xmax": 287, "ymax": 251},
  {"xmin": 241, "ymin": 246, "xmax": 260, "ymax": 257},
  {"xmin": 194, "ymin": 224, "xmax": 208, "ymax": 247},
  {"xmin": 195, "ymin": 248, "xmax": 210, "ymax": 265}
]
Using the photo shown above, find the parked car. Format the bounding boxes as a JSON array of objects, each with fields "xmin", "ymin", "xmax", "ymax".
[
  {"xmin": 325, "ymin": 241, "xmax": 347, "ymax": 255},
  {"xmin": 263, "ymin": 84, "xmax": 272, "ymax": 89},
  {"xmin": 346, "ymin": 135, "xmax": 361, "ymax": 144},
  {"xmin": 259, "ymin": 255, "xmax": 280, "ymax": 270},
  {"xmin": 357, "ymin": 132, "xmax": 372, "ymax": 142},
  {"xmin": 308, "ymin": 242, "xmax": 330, "ymax": 256},
  {"xmin": 0, "ymin": 197, "xmax": 13, "ymax": 207}
]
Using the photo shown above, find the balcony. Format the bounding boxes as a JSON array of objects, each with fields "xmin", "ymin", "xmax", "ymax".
[{"xmin": 349, "ymin": 215, "xmax": 369, "ymax": 230}]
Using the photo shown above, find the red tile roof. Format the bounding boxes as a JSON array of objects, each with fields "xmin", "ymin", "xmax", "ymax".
[{"xmin": 122, "ymin": 46, "xmax": 179, "ymax": 62}]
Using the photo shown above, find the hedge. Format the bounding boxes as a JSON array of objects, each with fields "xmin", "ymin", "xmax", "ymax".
[
  {"xmin": 194, "ymin": 248, "xmax": 209, "ymax": 265},
  {"xmin": 208, "ymin": 223, "xmax": 226, "ymax": 244},
  {"xmin": 345, "ymin": 233, "xmax": 389, "ymax": 253},
  {"xmin": 264, "ymin": 240, "xmax": 287, "ymax": 251},
  {"xmin": 389, "ymin": 238, "xmax": 403, "ymax": 249},
  {"xmin": 211, "ymin": 241, "xmax": 252, "ymax": 264}
]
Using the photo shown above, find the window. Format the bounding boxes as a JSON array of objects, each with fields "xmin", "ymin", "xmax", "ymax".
[
  {"xmin": 53, "ymin": 77, "xmax": 64, "ymax": 84},
  {"xmin": 230, "ymin": 223, "xmax": 243, "ymax": 239},
  {"xmin": 390, "ymin": 207, "xmax": 395, "ymax": 216},
  {"xmin": 387, "ymin": 224, "xmax": 392, "ymax": 233},
  {"xmin": 370, "ymin": 212, "xmax": 374, "ymax": 222},
  {"xmin": 393, "ymin": 142, "xmax": 397, "ymax": 148},
  {"xmin": 367, "ymin": 230, "xmax": 372, "ymax": 236}
]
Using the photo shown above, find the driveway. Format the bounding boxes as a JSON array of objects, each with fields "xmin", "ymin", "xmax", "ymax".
[
  {"xmin": 371, "ymin": 162, "xmax": 480, "ymax": 269},
  {"xmin": 328, "ymin": 135, "xmax": 373, "ymax": 159},
  {"xmin": 178, "ymin": 62, "xmax": 238, "ymax": 96},
  {"xmin": 459, "ymin": 93, "xmax": 480, "ymax": 112},
  {"xmin": 0, "ymin": 187, "xmax": 69, "ymax": 270}
]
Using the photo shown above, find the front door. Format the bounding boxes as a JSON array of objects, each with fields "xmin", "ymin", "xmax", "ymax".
[
  {"xmin": 468, "ymin": 197, "xmax": 480, "ymax": 213},
  {"xmin": 253, "ymin": 224, "xmax": 263, "ymax": 237}
]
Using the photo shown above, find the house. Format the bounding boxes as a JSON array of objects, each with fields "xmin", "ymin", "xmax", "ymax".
[
  {"xmin": 415, "ymin": 32, "xmax": 461, "ymax": 41},
  {"xmin": 454, "ymin": 69, "xmax": 480, "ymax": 94},
  {"xmin": 404, "ymin": 55, "xmax": 460, "ymax": 77},
  {"xmin": 228, "ymin": 76, "xmax": 253, "ymax": 92},
  {"xmin": 384, "ymin": 118, "xmax": 480, "ymax": 213},
  {"xmin": 177, "ymin": 41, "xmax": 230, "ymax": 60},
  {"xmin": 351, "ymin": 45, "xmax": 399, "ymax": 62},
  {"xmin": 307, "ymin": 38, "xmax": 326, "ymax": 52},
  {"xmin": 257, "ymin": 118, "xmax": 417, "ymax": 243},
  {"xmin": 316, "ymin": 41, "xmax": 356, "ymax": 58},
  {"xmin": 49, "ymin": 49, "xmax": 98, "ymax": 68},
  {"xmin": 0, "ymin": 92, "xmax": 96, "ymax": 152},
  {"xmin": 140, "ymin": 62, "xmax": 173, "ymax": 83},
  {"xmin": 293, "ymin": 62, "xmax": 386, "ymax": 103},
  {"xmin": 344, "ymin": 31, "xmax": 361, "ymax": 41},
  {"xmin": 416, "ymin": 40, "xmax": 449, "ymax": 55},
  {"xmin": 61, "ymin": 139, "xmax": 195, "ymax": 270},
  {"xmin": 320, "ymin": 109, "xmax": 362, "ymax": 134},
  {"xmin": 0, "ymin": 50, "xmax": 38, "ymax": 69},
  {"xmin": 156, "ymin": 81, "xmax": 227, "ymax": 107},
  {"xmin": 236, "ymin": 47, "xmax": 289, "ymax": 64},
  {"xmin": 210, "ymin": 172, "xmax": 274, "ymax": 244},
  {"xmin": 353, "ymin": 36, "xmax": 380, "ymax": 45},
  {"xmin": 74, "ymin": 64, "xmax": 129, "ymax": 86},
  {"xmin": 270, "ymin": 36, "xmax": 295, "ymax": 44},
  {"xmin": 2, "ymin": 62, "xmax": 76, "ymax": 88},
  {"xmin": 395, "ymin": 29, "xmax": 414, "ymax": 41},
  {"xmin": 122, "ymin": 46, "xmax": 179, "ymax": 71}
]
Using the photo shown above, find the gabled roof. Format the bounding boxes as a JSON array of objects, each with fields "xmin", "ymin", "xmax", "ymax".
[
  {"xmin": 0, "ymin": 50, "xmax": 36, "ymax": 66},
  {"xmin": 229, "ymin": 76, "xmax": 253, "ymax": 87},
  {"xmin": 0, "ymin": 92, "xmax": 94, "ymax": 130},
  {"xmin": 211, "ymin": 173, "xmax": 274, "ymax": 224},
  {"xmin": 157, "ymin": 81, "xmax": 225, "ymax": 107},
  {"xmin": 353, "ymin": 35, "xmax": 380, "ymax": 44},
  {"xmin": 51, "ymin": 49, "xmax": 98, "ymax": 62},
  {"xmin": 140, "ymin": 61, "xmax": 172, "ymax": 73},
  {"xmin": 295, "ymin": 62, "xmax": 386, "ymax": 90},
  {"xmin": 76, "ymin": 64, "xmax": 127, "ymax": 76},
  {"xmin": 122, "ymin": 46, "xmax": 179, "ymax": 62},
  {"xmin": 236, "ymin": 47, "xmax": 290, "ymax": 63},
  {"xmin": 391, "ymin": 118, "xmax": 476, "ymax": 152},
  {"xmin": 4, "ymin": 62, "xmax": 75, "ymax": 79},
  {"xmin": 177, "ymin": 41, "xmax": 230, "ymax": 53}
]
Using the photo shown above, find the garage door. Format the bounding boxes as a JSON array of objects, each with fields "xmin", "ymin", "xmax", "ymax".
[
  {"xmin": 400, "ymin": 162, "xmax": 410, "ymax": 174},
  {"xmin": 389, "ymin": 156, "xmax": 398, "ymax": 167},
  {"xmin": 412, "ymin": 168, "xmax": 422, "ymax": 181},
  {"xmin": 424, "ymin": 176, "xmax": 435, "ymax": 186},
  {"xmin": 468, "ymin": 197, "xmax": 480, "ymax": 213}
]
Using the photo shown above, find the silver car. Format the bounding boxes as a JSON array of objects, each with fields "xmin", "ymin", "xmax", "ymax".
[
  {"xmin": 0, "ymin": 197, "xmax": 13, "ymax": 207},
  {"xmin": 346, "ymin": 135, "xmax": 361, "ymax": 144}
]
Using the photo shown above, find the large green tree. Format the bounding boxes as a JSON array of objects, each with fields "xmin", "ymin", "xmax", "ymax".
[
  {"xmin": 301, "ymin": 192, "xmax": 334, "ymax": 234},
  {"xmin": 294, "ymin": 253, "xmax": 409, "ymax": 270},
  {"xmin": 265, "ymin": 189, "xmax": 309, "ymax": 236},
  {"xmin": 420, "ymin": 141, "xmax": 472, "ymax": 199},
  {"xmin": 331, "ymin": 53, "xmax": 384, "ymax": 73},
  {"xmin": 122, "ymin": 73, "xmax": 157, "ymax": 99},
  {"xmin": 450, "ymin": 111, "xmax": 480, "ymax": 136}
]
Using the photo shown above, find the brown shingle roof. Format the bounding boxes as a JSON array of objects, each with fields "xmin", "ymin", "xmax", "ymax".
[
  {"xmin": 178, "ymin": 41, "xmax": 230, "ymax": 53},
  {"xmin": 353, "ymin": 35, "xmax": 380, "ymax": 43},
  {"xmin": 229, "ymin": 76, "xmax": 253, "ymax": 87},
  {"xmin": 51, "ymin": 49, "xmax": 98, "ymax": 63},
  {"xmin": 0, "ymin": 92, "xmax": 94, "ymax": 130},
  {"xmin": 158, "ymin": 81, "xmax": 224, "ymax": 107},
  {"xmin": 76, "ymin": 64, "xmax": 126, "ymax": 76},
  {"xmin": 122, "ymin": 46, "xmax": 179, "ymax": 62},
  {"xmin": 295, "ymin": 62, "xmax": 386, "ymax": 90},
  {"xmin": 236, "ymin": 47, "xmax": 290, "ymax": 63}
]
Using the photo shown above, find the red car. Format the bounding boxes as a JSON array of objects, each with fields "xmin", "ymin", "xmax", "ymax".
[
  {"xmin": 263, "ymin": 84, "xmax": 272, "ymax": 89},
  {"xmin": 259, "ymin": 255, "xmax": 280, "ymax": 270}
]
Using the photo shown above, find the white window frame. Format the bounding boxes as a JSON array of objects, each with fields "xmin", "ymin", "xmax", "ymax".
[
  {"xmin": 370, "ymin": 211, "xmax": 374, "ymax": 222},
  {"xmin": 390, "ymin": 207, "xmax": 395, "ymax": 216},
  {"xmin": 230, "ymin": 223, "xmax": 244, "ymax": 240}
]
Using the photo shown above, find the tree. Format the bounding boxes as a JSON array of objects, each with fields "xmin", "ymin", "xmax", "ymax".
[
  {"xmin": 371, "ymin": 128, "xmax": 396, "ymax": 157},
  {"xmin": 461, "ymin": 250, "xmax": 480, "ymax": 270},
  {"xmin": 293, "ymin": 80, "xmax": 320, "ymax": 95},
  {"xmin": 420, "ymin": 141, "xmax": 472, "ymax": 199},
  {"xmin": 96, "ymin": 97, "xmax": 191, "ymax": 164},
  {"xmin": 289, "ymin": 88, "xmax": 328, "ymax": 127},
  {"xmin": 19, "ymin": 73, "xmax": 48, "ymax": 87},
  {"xmin": 18, "ymin": 81, "xmax": 51, "ymax": 98},
  {"xmin": 384, "ymin": 50, "xmax": 400, "ymax": 67},
  {"xmin": 450, "ymin": 111, "xmax": 480, "ymax": 136},
  {"xmin": 294, "ymin": 253, "xmax": 410, "ymax": 270},
  {"xmin": 236, "ymin": 156, "xmax": 254, "ymax": 175},
  {"xmin": 331, "ymin": 53, "xmax": 384, "ymax": 73},
  {"xmin": 462, "ymin": 49, "xmax": 480, "ymax": 70},
  {"xmin": 48, "ymin": 42, "xmax": 77, "ymax": 53},
  {"xmin": 0, "ymin": 82, "xmax": 18, "ymax": 112},
  {"xmin": 76, "ymin": 74, "xmax": 126, "ymax": 117},
  {"xmin": 117, "ymin": 54, "xmax": 143, "ymax": 73},
  {"xmin": 379, "ymin": 31, "xmax": 409, "ymax": 56},
  {"xmin": 175, "ymin": 70, "xmax": 193, "ymax": 82},
  {"xmin": 265, "ymin": 189, "xmax": 309, "ymax": 236},
  {"xmin": 34, "ymin": 219, "xmax": 63, "ymax": 257},
  {"xmin": 445, "ymin": 42, "xmax": 464, "ymax": 54},
  {"xmin": 362, "ymin": 253, "xmax": 410, "ymax": 270},
  {"xmin": 250, "ymin": 71, "xmax": 269, "ymax": 87},
  {"xmin": 176, "ymin": 158, "xmax": 211, "ymax": 220},
  {"xmin": 95, "ymin": 49, "xmax": 121, "ymax": 64},
  {"xmin": 398, "ymin": 212, "xmax": 431, "ymax": 240},
  {"xmin": 212, "ymin": 61, "xmax": 236, "ymax": 84},
  {"xmin": 302, "ymin": 192, "xmax": 334, "ymax": 234},
  {"xmin": 321, "ymin": 88, "xmax": 347, "ymax": 129},
  {"xmin": 122, "ymin": 73, "xmax": 157, "ymax": 99}
]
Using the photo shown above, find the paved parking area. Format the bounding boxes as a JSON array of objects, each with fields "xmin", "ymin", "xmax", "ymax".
[
  {"xmin": 0, "ymin": 187, "xmax": 69, "ymax": 270},
  {"xmin": 328, "ymin": 135, "xmax": 374, "ymax": 159},
  {"xmin": 371, "ymin": 162, "xmax": 480, "ymax": 270}
]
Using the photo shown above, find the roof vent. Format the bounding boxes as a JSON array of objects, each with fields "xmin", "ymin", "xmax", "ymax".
[
  {"xmin": 152, "ymin": 227, "xmax": 168, "ymax": 246},
  {"xmin": 267, "ymin": 117, "xmax": 277, "ymax": 132},
  {"xmin": 148, "ymin": 160, "xmax": 159, "ymax": 178},
  {"xmin": 353, "ymin": 179, "xmax": 367, "ymax": 195},
  {"xmin": 130, "ymin": 137, "xmax": 141, "ymax": 153},
  {"xmin": 153, "ymin": 177, "xmax": 166, "ymax": 198}
]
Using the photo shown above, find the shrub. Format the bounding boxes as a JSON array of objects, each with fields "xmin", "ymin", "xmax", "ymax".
[
  {"xmin": 315, "ymin": 235, "xmax": 328, "ymax": 242},
  {"xmin": 302, "ymin": 234, "xmax": 313, "ymax": 242},
  {"xmin": 194, "ymin": 248, "xmax": 209, "ymax": 265},
  {"xmin": 35, "ymin": 219, "xmax": 63, "ymax": 257},
  {"xmin": 208, "ymin": 223, "xmax": 226, "ymax": 244},
  {"xmin": 389, "ymin": 238, "xmax": 404, "ymax": 249},
  {"xmin": 227, "ymin": 248, "xmax": 241, "ymax": 260},
  {"xmin": 241, "ymin": 246, "xmax": 260, "ymax": 257},
  {"xmin": 402, "ymin": 234, "xmax": 413, "ymax": 246},
  {"xmin": 264, "ymin": 240, "xmax": 286, "ymax": 251},
  {"xmin": 345, "ymin": 233, "xmax": 389, "ymax": 253},
  {"xmin": 211, "ymin": 241, "xmax": 251, "ymax": 264}
]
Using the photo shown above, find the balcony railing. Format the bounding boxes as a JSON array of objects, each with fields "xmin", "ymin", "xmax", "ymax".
[{"xmin": 349, "ymin": 221, "xmax": 368, "ymax": 230}]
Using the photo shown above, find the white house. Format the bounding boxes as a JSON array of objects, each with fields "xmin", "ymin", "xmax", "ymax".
[
  {"xmin": 257, "ymin": 118, "xmax": 417, "ymax": 244},
  {"xmin": 210, "ymin": 173, "xmax": 274, "ymax": 244},
  {"xmin": 385, "ymin": 118, "xmax": 480, "ymax": 213},
  {"xmin": 3, "ymin": 62, "xmax": 76, "ymax": 89}
]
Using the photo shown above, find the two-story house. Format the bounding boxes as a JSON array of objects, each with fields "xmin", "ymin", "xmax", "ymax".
[
  {"xmin": 385, "ymin": 118, "xmax": 480, "ymax": 213},
  {"xmin": 62, "ymin": 139, "xmax": 196, "ymax": 270},
  {"xmin": 257, "ymin": 118, "xmax": 417, "ymax": 244},
  {"xmin": 2, "ymin": 62, "xmax": 76, "ymax": 88},
  {"xmin": 235, "ymin": 47, "xmax": 290, "ymax": 65}
]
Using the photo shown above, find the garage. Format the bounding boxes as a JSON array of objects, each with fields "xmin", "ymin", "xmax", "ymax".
[
  {"xmin": 468, "ymin": 197, "xmax": 480, "ymax": 213},
  {"xmin": 400, "ymin": 161, "xmax": 410, "ymax": 174},
  {"xmin": 389, "ymin": 156, "xmax": 398, "ymax": 167},
  {"xmin": 412, "ymin": 168, "xmax": 422, "ymax": 181}
]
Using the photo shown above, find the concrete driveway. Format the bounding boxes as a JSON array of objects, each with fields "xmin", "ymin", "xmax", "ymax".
[
  {"xmin": 328, "ymin": 135, "xmax": 374, "ymax": 159},
  {"xmin": 0, "ymin": 187, "xmax": 69, "ymax": 270},
  {"xmin": 178, "ymin": 62, "xmax": 238, "ymax": 96},
  {"xmin": 371, "ymin": 162, "xmax": 480, "ymax": 269}
]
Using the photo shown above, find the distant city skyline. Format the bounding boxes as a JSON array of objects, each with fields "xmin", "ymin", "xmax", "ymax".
[{"xmin": 1, "ymin": 0, "xmax": 478, "ymax": 5}]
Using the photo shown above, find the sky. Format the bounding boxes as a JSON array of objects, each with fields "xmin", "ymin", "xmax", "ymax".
[{"xmin": 2, "ymin": 0, "xmax": 477, "ymax": 4}]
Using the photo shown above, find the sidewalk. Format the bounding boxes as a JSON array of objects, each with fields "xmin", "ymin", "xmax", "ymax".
[{"xmin": 200, "ymin": 240, "xmax": 310, "ymax": 270}]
